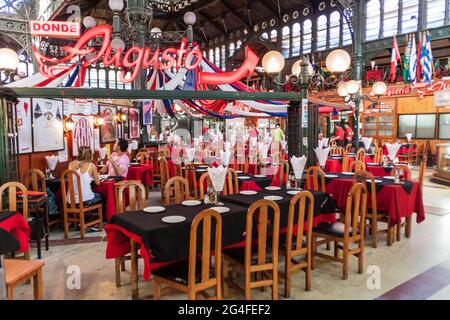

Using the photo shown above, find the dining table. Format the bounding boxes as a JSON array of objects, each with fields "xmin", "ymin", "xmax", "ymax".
[
  {"xmin": 127, "ymin": 164, "xmax": 153, "ymax": 185},
  {"xmin": 382, "ymin": 143, "xmax": 417, "ymax": 157},
  {"xmin": 236, "ymin": 173, "xmax": 272, "ymax": 191},
  {"xmin": 324, "ymin": 154, "xmax": 375, "ymax": 173},
  {"xmin": 105, "ymin": 188, "xmax": 336, "ymax": 299},
  {"xmin": 0, "ymin": 211, "xmax": 30, "ymax": 253}
]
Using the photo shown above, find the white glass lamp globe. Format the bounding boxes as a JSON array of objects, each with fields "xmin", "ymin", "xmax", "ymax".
[
  {"xmin": 111, "ymin": 38, "xmax": 125, "ymax": 50},
  {"xmin": 372, "ymin": 81, "xmax": 387, "ymax": 96},
  {"xmin": 326, "ymin": 49, "xmax": 351, "ymax": 73},
  {"xmin": 337, "ymin": 82, "xmax": 348, "ymax": 97},
  {"xmin": 83, "ymin": 16, "xmax": 97, "ymax": 29},
  {"xmin": 291, "ymin": 59, "xmax": 314, "ymax": 76},
  {"xmin": 151, "ymin": 27, "xmax": 162, "ymax": 38},
  {"xmin": 262, "ymin": 51, "xmax": 285, "ymax": 74},
  {"xmin": 183, "ymin": 12, "xmax": 197, "ymax": 25},
  {"xmin": 109, "ymin": 0, "xmax": 124, "ymax": 11},
  {"xmin": 345, "ymin": 80, "xmax": 360, "ymax": 95},
  {"xmin": 0, "ymin": 48, "xmax": 19, "ymax": 72}
]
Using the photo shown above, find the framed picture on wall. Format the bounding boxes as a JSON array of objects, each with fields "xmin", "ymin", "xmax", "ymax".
[
  {"xmin": 71, "ymin": 114, "xmax": 95, "ymax": 157},
  {"xmin": 16, "ymin": 98, "xmax": 33, "ymax": 154},
  {"xmin": 129, "ymin": 108, "xmax": 140, "ymax": 139},
  {"xmin": 32, "ymin": 98, "xmax": 64, "ymax": 152},
  {"xmin": 99, "ymin": 105, "xmax": 117, "ymax": 143},
  {"xmin": 118, "ymin": 107, "xmax": 129, "ymax": 139},
  {"xmin": 142, "ymin": 100, "xmax": 152, "ymax": 125}
]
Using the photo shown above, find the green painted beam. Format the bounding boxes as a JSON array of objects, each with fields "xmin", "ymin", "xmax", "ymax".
[{"xmin": 0, "ymin": 87, "xmax": 301, "ymax": 101}]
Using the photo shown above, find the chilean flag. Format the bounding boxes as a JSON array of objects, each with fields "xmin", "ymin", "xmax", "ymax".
[{"xmin": 389, "ymin": 35, "xmax": 401, "ymax": 82}]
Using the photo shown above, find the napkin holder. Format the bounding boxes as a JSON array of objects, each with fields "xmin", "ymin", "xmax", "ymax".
[{"xmin": 0, "ymin": 229, "xmax": 20, "ymax": 300}]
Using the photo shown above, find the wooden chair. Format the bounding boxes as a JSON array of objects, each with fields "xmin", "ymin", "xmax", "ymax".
[
  {"xmin": 184, "ymin": 164, "xmax": 198, "ymax": 199},
  {"xmin": 312, "ymin": 183, "xmax": 368, "ymax": 280},
  {"xmin": 114, "ymin": 181, "xmax": 146, "ymax": 287},
  {"xmin": 391, "ymin": 164, "xmax": 410, "ymax": 178},
  {"xmin": 164, "ymin": 177, "xmax": 190, "ymax": 205},
  {"xmin": 159, "ymin": 157, "xmax": 170, "ymax": 202},
  {"xmin": 349, "ymin": 160, "xmax": 366, "ymax": 173},
  {"xmin": 222, "ymin": 199, "xmax": 280, "ymax": 300},
  {"xmin": 172, "ymin": 161, "xmax": 183, "ymax": 177},
  {"xmin": 279, "ymin": 191, "xmax": 314, "ymax": 298},
  {"xmin": 151, "ymin": 152, "xmax": 161, "ymax": 187},
  {"xmin": 225, "ymin": 168, "xmax": 239, "ymax": 195},
  {"xmin": 22, "ymin": 169, "xmax": 50, "ymax": 259},
  {"xmin": 235, "ymin": 154, "xmax": 249, "ymax": 173},
  {"xmin": 0, "ymin": 182, "xmax": 29, "ymax": 259},
  {"xmin": 275, "ymin": 160, "xmax": 289, "ymax": 187},
  {"xmin": 138, "ymin": 147, "xmax": 150, "ymax": 155},
  {"xmin": 345, "ymin": 143, "xmax": 353, "ymax": 153},
  {"xmin": 373, "ymin": 147, "xmax": 383, "ymax": 164},
  {"xmin": 61, "ymin": 170, "xmax": 103, "ymax": 239},
  {"xmin": 414, "ymin": 142, "xmax": 427, "ymax": 165},
  {"xmin": 136, "ymin": 151, "xmax": 151, "ymax": 165},
  {"xmin": 4, "ymin": 259, "xmax": 45, "ymax": 300},
  {"xmin": 305, "ymin": 166, "xmax": 326, "ymax": 192},
  {"xmin": 330, "ymin": 140, "xmax": 337, "ymax": 148},
  {"xmin": 356, "ymin": 148, "xmax": 365, "ymax": 162},
  {"xmin": 199, "ymin": 172, "xmax": 213, "ymax": 200},
  {"xmin": 153, "ymin": 209, "xmax": 222, "ymax": 300},
  {"xmin": 353, "ymin": 171, "xmax": 390, "ymax": 248},
  {"xmin": 418, "ymin": 155, "xmax": 427, "ymax": 192},
  {"xmin": 342, "ymin": 155, "xmax": 350, "ymax": 172}
]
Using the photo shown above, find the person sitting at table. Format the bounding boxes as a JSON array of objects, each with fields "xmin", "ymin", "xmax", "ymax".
[
  {"xmin": 331, "ymin": 123, "xmax": 345, "ymax": 147},
  {"xmin": 68, "ymin": 146, "xmax": 102, "ymax": 204},
  {"xmin": 100, "ymin": 139, "xmax": 130, "ymax": 178}
]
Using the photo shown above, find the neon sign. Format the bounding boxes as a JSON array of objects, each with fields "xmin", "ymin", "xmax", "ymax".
[{"xmin": 32, "ymin": 24, "xmax": 259, "ymax": 86}]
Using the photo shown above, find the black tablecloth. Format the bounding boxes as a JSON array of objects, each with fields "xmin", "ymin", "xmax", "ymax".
[
  {"xmin": 325, "ymin": 173, "xmax": 414, "ymax": 194},
  {"xmin": 221, "ymin": 188, "xmax": 336, "ymax": 228},
  {"xmin": 0, "ymin": 211, "xmax": 18, "ymax": 223},
  {"xmin": 109, "ymin": 202, "xmax": 248, "ymax": 262}
]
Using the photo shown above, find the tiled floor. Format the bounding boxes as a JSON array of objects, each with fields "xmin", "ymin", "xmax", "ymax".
[{"xmin": 8, "ymin": 168, "xmax": 450, "ymax": 300}]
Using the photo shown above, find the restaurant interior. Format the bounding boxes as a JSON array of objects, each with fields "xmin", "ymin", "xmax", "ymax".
[{"xmin": 0, "ymin": 0, "xmax": 449, "ymax": 303}]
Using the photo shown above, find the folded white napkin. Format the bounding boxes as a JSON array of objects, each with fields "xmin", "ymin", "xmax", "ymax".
[
  {"xmin": 386, "ymin": 143, "xmax": 401, "ymax": 160},
  {"xmin": 318, "ymin": 138, "xmax": 329, "ymax": 149},
  {"xmin": 45, "ymin": 155, "xmax": 59, "ymax": 171},
  {"xmin": 291, "ymin": 155, "xmax": 307, "ymax": 179},
  {"xmin": 315, "ymin": 147, "xmax": 330, "ymax": 167},
  {"xmin": 229, "ymin": 135, "xmax": 237, "ymax": 147},
  {"xmin": 131, "ymin": 140, "xmax": 139, "ymax": 150},
  {"xmin": 249, "ymin": 136, "xmax": 257, "ymax": 146},
  {"xmin": 220, "ymin": 150, "xmax": 231, "ymax": 166},
  {"xmin": 98, "ymin": 147, "xmax": 107, "ymax": 160},
  {"xmin": 208, "ymin": 165, "xmax": 227, "ymax": 192},
  {"xmin": 406, "ymin": 133, "xmax": 412, "ymax": 141},
  {"xmin": 186, "ymin": 147, "xmax": 195, "ymax": 162},
  {"xmin": 258, "ymin": 142, "xmax": 269, "ymax": 163},
  {"xmin": 361, "ymin": 137, "xmax": 373, "ymax": 150},
  {"xmin": 280, "ymin": 140, "xmax": 287, "ymax": 150},
  {"xmin": 224, "ymin": 141, "xmax": 231, "ymax": 152}
]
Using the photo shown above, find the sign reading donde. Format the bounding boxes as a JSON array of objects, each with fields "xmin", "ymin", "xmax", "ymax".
[
  {"xmin": 30, "ymin": 21, "xmax": 259, "ymax": 86},
  {"xmin": 30, "ymin": 20, "xmax": 80, "ymax": 39}
]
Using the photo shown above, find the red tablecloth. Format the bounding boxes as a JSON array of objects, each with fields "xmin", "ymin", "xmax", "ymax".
[
  {"xmin": 93, "ymin": 181, "xmax": 117, "ymax": 221},
  {"xmin": 325, "ymin": 178, "xmax": 424, "ymax": 227},
  {"xmin": 382, "ymin": 145, "xmax": 417, "ymax": 157},
  {"xmin": 324, "ymin": 155, "xmax": 374, "ymax": 173},
  {"xmin": 240, "ymin": 181, "xmax": 262, "ymax": 191},
  {"xmin": 0, "ymin": 212, "xmax": 30, "ymax": 253},
  {"xmin": 366, "ymin": 165, "xmax": 394, "ymax": 177},
  {"xmin": 127, "ymin": 165, "xmax": 153, "ymax": 185}
]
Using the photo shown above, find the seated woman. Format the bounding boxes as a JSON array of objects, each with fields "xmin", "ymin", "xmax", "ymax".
[
  {"xmin": 100, "ymin": 139, "xmax": 130, "ymax": 178},
  {"xmin": 68, "ymin": 146, "xmax": 102, "ymax": 204}
]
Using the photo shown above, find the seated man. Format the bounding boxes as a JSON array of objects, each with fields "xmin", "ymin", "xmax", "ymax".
[{"xmin": 100, "ymin": 139, "xmax": 130, "ymax": 178}]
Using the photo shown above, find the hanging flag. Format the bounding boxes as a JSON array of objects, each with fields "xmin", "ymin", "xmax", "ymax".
[
  {"xmin": 416, "ymin": 32, "xmax": 422, "ymax": 82},
  {"xmin": 409, "ymin": 34, "xmax": 417, "ymax": 84},
  {"xmin": 403, "ymin": 34, "xmax": 411, "ymax": 83},
  {"xmin": 389, "ymin": 34, "xmax": 401, "ymax": 82},
  {"xmin": 421, "ymin": 31, "xmax": 433, "ymax": 84}
]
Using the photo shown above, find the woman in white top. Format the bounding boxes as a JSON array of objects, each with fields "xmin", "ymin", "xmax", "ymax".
[{"xmin": 68, "ymin": 146, "xmax": 102, "ymax": 204}]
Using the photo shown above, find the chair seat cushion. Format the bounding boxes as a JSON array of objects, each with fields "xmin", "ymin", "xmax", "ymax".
[
  {"xmin": 75, "ymin": 197, "xmax": 103, "ymax": 208},
  {"xmin": 222, "ymin": 245, "xmax": 273, "ymax": 265},
  {"xmin": 313, "ymin": 222, "xmax": 357, "ymax": 238},
  {"xmin": 152, "ymin": 257, "xmax": 212, "ymax": 285}
]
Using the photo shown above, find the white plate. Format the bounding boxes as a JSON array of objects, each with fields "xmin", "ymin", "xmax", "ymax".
[
  {"xmin": 254, "ymin": 175, "xmax": 267, "ymax": 178},
  {"xmin": 287, "ymin": 190, "xmax": 301, "ymax": 196},
  {"xmin": 210, "ymin": 206, "xmax": 230, "ymax": 213},
  {"xmin": 162, "ymin": 216, "xmax": 186, "ymax": 224},
  {"xmin": 383, "ymin": 176, "xmax": 395, "ymax": 180},
  {"xmin": 264, "ymin": 195, "xmax": 283, "ymax": 201},
  {"xmin": 196, "ymin": 169, "xmax": 207, "ymax": 172},
  {"xmin": 238, "ymin": 176, "xmax": 250, "ymax": 180},
  {"xmin": 130, "ymin": 162, "xmax": 139, "ymax": 165},
  {"xmin": 181, "ymin": 200, "xmax": 202, "ymax": 206},
  {"xmin": 265, "ymin": 186, "xmax": 281, "ymax": 191},
  {"xmin": 99, "ymin": 175, "xmax": 109, "ymax": 180},
  {"xmin": 235, "ymin": 170, "xmax": 243, "ymax": 174},
  {"xmin": 98, "ymin": 164, "xmax": 105, "ymax": 167},
  {"xmin": 198, "ymin": 165, "xmax": 208, "ymax": 169},
  {"xmin": 341, "ymin": 172, "xmax": 355, "ymax": 175},
  {"xmin": 240, "ymin": 190, "xmax": 257, "ymax": 196},
  {"xmin": 143, "ymin": 206, "xmax": 166, "ymax": 213},
  {"xmin": 325, "ymin": 174, "xmax": 338, "ymax": 178},
  {"xmin": 367, "ymin": 163, "xmax": 380, "ymax": 166}
]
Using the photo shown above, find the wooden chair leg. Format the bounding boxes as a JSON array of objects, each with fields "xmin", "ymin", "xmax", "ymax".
[
  {"xmin": 334, "ymin": 241, "xmax": 338, "ymax": 257},
  {"xmin": 80, "ymin": 212, "xmax": 85, "ymax": 240},
  {"xmin": 63, "ymin": 211, "xmax": 69, "ymax": 239},
  {"xmin": 222, "ymin": 259, "xmax": 229, "ymax": 298},
  {"xmin": 245, "ymin": 270, "xmax": 251, "ymax": 300},
  {"xmin": 371, "ymin": 219, "xmax": 378, "ymax": 248},
  {"xmin": 306, "ymin": 251, "xmax": 312, "ymax": 291},
  {"xmin": 153, "ymin": 278, "xmax": 161, "ymax": 299},
  {"xmin": 98, "ymin": 208, "xmax": 103, "ymax": 232},
  {"xmin": 115, "ymin": 258, "xmax": 122, "ymax": 287},
  {"xmin": 121, "ymin": 260, "xmax": 126, "ymax": 271},
  {"xmin": 33, "ymin": 269, "xmax": 43, "ymax": 300},
  {"xmin": 44, "ymin": 200, "xmax": 50, "ymax": 251},
  {"xmin": 7, "ymin": 286, "xmax": 14, "ymax": 300},
  {"xmin": 272, "ymin": 269, "xmax": 278, "ymax": 300},
  {"xmin": 284, "ymin": 255, "xmax": 290, "ymax": 298},
  {"xmin": 396, "ymin": 220, "xmax": 401, "ymax": 242},
  {"xmin": 358, "ymin": 241, "xmax": 364, "ymax": 274},
  {"xmin": 342, "ymin": 241, "xmax": 349, "ymax": 280},
  {"xmin": 405, "ymin": 216, "xmax": 412, "ymax": 238},
  {"xmin": 311, "ymin": 236, "xmax": 316, "ymax": 270}
]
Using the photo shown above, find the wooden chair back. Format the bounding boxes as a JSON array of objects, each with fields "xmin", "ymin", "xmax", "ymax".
[
  {"xmin": 342, "ymin": 155, "xmax": 350, "ymax": 172},
  {"xmin": 349, "ymin": 160, "xmax": 366, "ymax": 173},
  {"xmin": 418, "ymin": 155, "xmax": 427, "ymax": 191},
  {"xmin": 136, "ymin": 151, "xmax": 151, "ymax": 165},
  {"xmin": 335, "ymin": 147, "xmax": 345, "ymax": 156},
  {"xmin": 356, "ymin": 148, "xmax": 365, "ymax": 162},
  {"xmin": 116, "ymin": 181, "xmax": 146, "ymax": 213},
  {"xmin": 305, "ymin": 166, "xmax": 326, "ymax": 192},
  {"xmin": 23, "ymin": 169, "xmax": 46, "ymax": 193},
  {"xmin": 199, "ymin": 172, "xmax": 213, "ymax": 200},
  {"xmin": 345, "ymin": 143, "xmax": 353, "ymax": 153},
  {"xmin": 245, "ymin": 199, "xmax": 280, "ymax": 299},
  {"xmin": 330, "ymin": 140, "xmax": 337, "ymax": 148},
  {"xmin": 225, "ymin": 168, "xmax": 239, "ymax": 195},
  {"xmin": 235, "ymin": 155, "xmax": 249, "ymax": 173},
  {"xmin": 344, "ymin": 183, "xmax": 368, "ymax": 241},
  {"xmin": 172, "ymin": 161, "xmax": 183, "ymax": 177},
  {"xmin": 164, "ymin": 177, "xmax": 190, "ymax": 205},
  {"xmin": 353, "ymin": 170, "xmax": 377, "ymax": 216},
  {"xmin": 286, "ymin": 191, "xmax": 314, "ymax": 257},
  {"xmin": 61, "ymin": 169, "xmax": 85, "ymax": 211},
  {"xmin": 391, "ymin": 164, "xmax": 411, "ymax": 178},
  {"xmin": 373, "ymin": 147, "xmax": 383, "ymax": 164},
  {"xmin": 184, "ymin": 164, "xmax": 198, "ymax": 199},
  {"xmin": 159, "ymin": 157, "xmax": 170, "ymax": 190},
  {"xmin": 138, "ymin": 148, "xmax": 150, "ymax": 155},
  {"xmin": 188, "ymin": 209, "xmax": 222, "ymax": 299},
  {"xmin": 278, "ymin": 160, "xmax": 289, "ymax": 186},
  {"xmin": 0, "ymin": 182, "xmax": 29, "ymax": 221}
]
